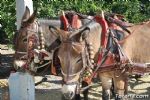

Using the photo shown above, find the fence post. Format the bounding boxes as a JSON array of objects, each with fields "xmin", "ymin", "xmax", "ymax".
[
  {"xmin": 8, "ymin": 72, "xmax": 35, "ymax": 100},
  {"xmin": 16, "ymin": 0, "xmax": 33, "ymax": 30},
  {"xmin": 9, "ymin": 1, "xmax": 35, "ymax": 100}
]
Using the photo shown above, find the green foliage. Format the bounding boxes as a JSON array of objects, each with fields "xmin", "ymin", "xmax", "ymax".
[
  {"xmin": 0, "ymin": 0, "xmax": 16, "ymax": 43},
  {"xmin": 0, "ymin": 0, "xmax": 150, "ymax": 44}
]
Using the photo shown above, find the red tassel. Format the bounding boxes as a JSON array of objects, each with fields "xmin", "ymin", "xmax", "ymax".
[
  {"xmin": 60, "ymin": 15, "xmax": 69, "ymax": 31},
  {"xmin": 71, "ymin": 15, "xmax": 81, "ymax": 29}
]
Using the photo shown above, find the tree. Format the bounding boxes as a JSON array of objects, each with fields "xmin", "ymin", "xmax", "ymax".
[{"xmin": 0, "ymin": 0, "xmax": 150, "ymax": 44}]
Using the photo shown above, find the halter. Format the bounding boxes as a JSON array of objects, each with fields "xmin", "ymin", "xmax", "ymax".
[
  {"xmin": 60, "ymin": 36, "xmax": 94, "ymax": 86},
  {"xmin": 14, "ymin": 20, "xmax": 46, "ymax": 70},
  {"xmin": 15, "ymin": 20, "xmax": 40, "ymax": 52}
]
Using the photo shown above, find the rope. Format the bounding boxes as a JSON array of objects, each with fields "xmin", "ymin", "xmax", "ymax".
[{"xmin": 80, "ymin": 82, "xmax": 101, "ymax": 93}]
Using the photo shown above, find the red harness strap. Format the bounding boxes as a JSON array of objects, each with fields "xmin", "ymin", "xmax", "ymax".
[
  {"xmin": 94, "ymin": 16, "xmax": 109, "ymax": 65},
  {"xmin": 94, "ymin": 16, "xmax": 108, "ymax": 48}
]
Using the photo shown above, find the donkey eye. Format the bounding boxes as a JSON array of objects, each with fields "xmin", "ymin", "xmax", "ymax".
[
  {"xmin": 23, "ymin": 38, "xmax": 27, "ymax": 43},
  {"xmin": 76, "ymin": 58, "xmax": 82, "ymax": 63}
]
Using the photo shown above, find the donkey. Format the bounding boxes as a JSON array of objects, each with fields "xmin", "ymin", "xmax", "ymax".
[
  {"xmin": 13, "ymin": 7, "xmax": 61, "ymax": 74},
  {"xmin": 95, "ymin": 19, "xmax": 150, "ymax": 100},
  {"xmin": 49, "ymin": 11, "xmax": 132, "ymax": 99},
  {"xmin": 121, "ymin": 20, "xmax": 150, "ymax": 66},
  {"xmin": 49, "ymin": 21, "xmax": 101, "ymax": 100}
]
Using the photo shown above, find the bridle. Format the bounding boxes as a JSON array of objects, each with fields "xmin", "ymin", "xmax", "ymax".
[
  {"xmin": 60, "ymin": 34, "xmax": 95, "ymax": 86},
  {"xmin": 14, "ymin": 19, "xmax": 51, "ymax": 71},
  {"xmin": 15, "ymin": 20, "xmax": 40, "ymax": 59}
]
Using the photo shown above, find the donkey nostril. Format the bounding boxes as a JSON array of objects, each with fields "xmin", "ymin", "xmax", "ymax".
[
  {"xmin": 69, "ymin": 91, "xmax": 75, "ymax": 99},
  {"xmin": 69, "ymin": 91, "xmax": 73, "ymax": 97},
  {"xmin": 63, "ymin": 91, "xmax": 75, "ymax": 99},
  {"xmin": 76, "ymin": 58, "xmax": 82, "ymax": 63},
  {"xmin": 23, "ymin": 38, "xmax": 27, "ymax": 43}
]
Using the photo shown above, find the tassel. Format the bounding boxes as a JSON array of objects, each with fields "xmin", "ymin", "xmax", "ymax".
[{"xmin": 60, "ymin": 11, "xmax": 69, "ymax": 31}]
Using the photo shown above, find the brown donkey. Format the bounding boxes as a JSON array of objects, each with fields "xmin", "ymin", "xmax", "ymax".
[
  {"xmin": 13, "ymin": 7, "xmax": 61, "ymax": 73},
  {"xmin": 49, "ymin": 16, "xmax": 131, "ymax": 100}
]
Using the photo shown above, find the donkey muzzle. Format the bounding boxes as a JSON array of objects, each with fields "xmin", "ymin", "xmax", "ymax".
[
  {"xmin": 61, "ymin": 84, "xmax": 77, "ymax": 99},
  {"xmin": 13, "ymin": 60, "xmax": 26, "ymax": 70}
]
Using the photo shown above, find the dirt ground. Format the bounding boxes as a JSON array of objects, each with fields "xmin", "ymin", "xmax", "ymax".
[{"xmin": 0, "ymin": 44, "xmax": 150, "ymax": 100}]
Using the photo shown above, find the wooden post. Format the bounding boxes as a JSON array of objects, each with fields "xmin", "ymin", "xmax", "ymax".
[
  {"xmin": 9, "ymin": 1, "xmax": 35, "ymax": 100},
  {"xmin": 16, "ymin": 0, "xmax": 33, "ymax": 30}
]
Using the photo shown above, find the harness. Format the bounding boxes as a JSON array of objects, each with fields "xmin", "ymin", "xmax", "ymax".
[
  {"xmin": 15, "ymin": 21, "xmax": 39, "ymax": 60},
  {"xmin": 60, "ymin": 12, "xmax": 110, "ymax": 92},
  {"xmin": 60, "ymin": 12, "xmax": 150, "ymax": 93}
]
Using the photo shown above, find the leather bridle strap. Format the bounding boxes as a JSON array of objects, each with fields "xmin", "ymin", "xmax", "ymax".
[
  {"xmin": 15, "ymin": 51, "xmax": 27, "ymax": 54},
  {"xmin": 61, "ymin": 47, "xmax": 87, "ymax": 75},
  {"xmin": 91, "ymin": 46, "xmax": 111, "ymax": 79},
  {"xmin": 15, "ymin": 21, "xmax": 40, "ymax": 60},
  {"xmin": 61, "ymin": 41, "xmax": 87, "ymax": 84}
]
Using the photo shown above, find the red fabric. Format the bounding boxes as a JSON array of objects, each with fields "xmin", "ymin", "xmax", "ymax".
[
  {"xmin": 71, "ymin": 15, "xmax": 82, "ymax": 29},
  {"xmin": 60, "ymin": 15, "xmax": 69, "ymax": 31},
  {"xmin": 95, "ymin": 16, "xmax": 116, "ymax": 67},
  {"xmin": 103, "ymin": 55, "xmax": 115, "ymax": 65},
  {"xmin": 94, "ymin": 16, "xmax": 108, "ymax": 48},
  {"xmin": 94, "ymin": 16, "xmax": 109, "ymax": 65},
  {"xmin": 97, "ymin": 53, "xmax": 103, "ymax": 65},
  {"xmin": 71, "ymin": 15, "xmax": 78, "ymax": 29}
]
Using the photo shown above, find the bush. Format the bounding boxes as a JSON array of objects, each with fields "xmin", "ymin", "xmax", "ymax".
[{"xmin": 0, "ymin": 0, "xmax": 149, "ymax": 44}]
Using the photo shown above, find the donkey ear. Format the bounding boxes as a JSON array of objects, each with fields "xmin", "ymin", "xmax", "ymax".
[
  {"xmin": 49, "ymin": 25, "xmax": 60, "ymax": 37},
  {"xmin": 71, "ymin": 27, "xmax": 90, "ymax": 42},
  {"xmin": 22, "ymin": 6, "xmax": 30, "ymax": 22},
  {"xmin": 81, "ymin": 27, "xmax": 90, "ymax": 39},
  {"xmin": 26, "ymin": 9, "xmax": 37, "ymax": 24}
]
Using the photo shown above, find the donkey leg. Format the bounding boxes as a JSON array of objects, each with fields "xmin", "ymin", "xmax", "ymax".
[
  {"xmin": 113, "ymin": 74, "xmax": 128, "ymax": 100},
  {"xmin": 124, "ymin": 76, "xmax": 128, "ymax": 95},
  {"xmin": 111, "ymin": 79, "xmax": 116, "ymax": 97},
  {"xmin": 99, "ymin": 74, "xmax": 112, "ymax": 100},
  {"xmin": 82, "ymin": 81, "xmax": 89, "ymax": 100},
  {"xmin": 75, "ymin": 94, "xmax": 81, "ymax": 100}
]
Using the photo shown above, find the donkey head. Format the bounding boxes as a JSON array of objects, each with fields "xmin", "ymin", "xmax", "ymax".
[
  {"xmin": 49, "ymin": 26, "xmax": 90, "ymax": 99},
  {"xmin": 14, "ymin": 7, "xmax": 38, "ymax": 70}
]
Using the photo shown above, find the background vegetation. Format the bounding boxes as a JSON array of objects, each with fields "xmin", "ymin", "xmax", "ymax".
[{"xmin": 0, "ymin": 0, "xmax": 150, "ymax": 44}]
